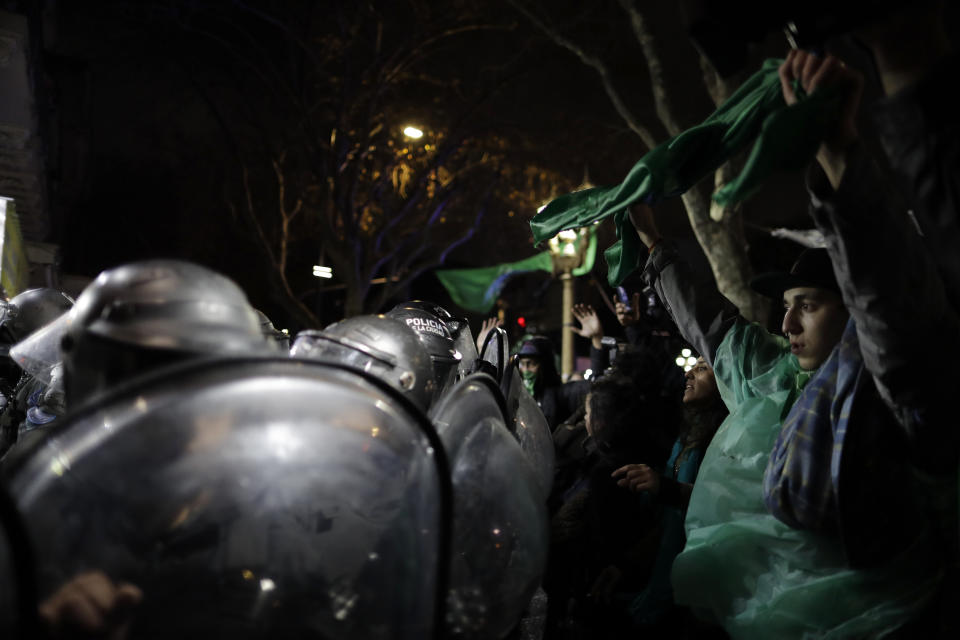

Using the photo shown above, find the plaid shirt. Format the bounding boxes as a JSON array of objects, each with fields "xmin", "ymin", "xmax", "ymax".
[{"xmin": 762, "ymin": 317, "xmax": 860, "ymax": 534}]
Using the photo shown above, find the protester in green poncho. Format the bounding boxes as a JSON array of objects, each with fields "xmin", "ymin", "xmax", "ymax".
[{"xmin": 628, "ymin": 202, "xmax": 941, "ymax": 639}]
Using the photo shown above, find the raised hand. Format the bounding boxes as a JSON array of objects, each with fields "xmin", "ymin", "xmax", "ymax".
[
  {"xmin": 572, "ymin": 304, "xmax": 603, "ymax": 348},
  {"xmin": 779, "ymin": 49, "xmax": 863, "ymax": 188},
  {"xmin": 475, "ymin": 316, "xmax": 504, "ymax": 354},
  {"xmin": 39, "ymin": 570, "xmax": 143, "ymax": 639}
]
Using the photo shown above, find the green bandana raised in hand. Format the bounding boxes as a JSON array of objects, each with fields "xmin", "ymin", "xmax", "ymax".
[{"xmin": 530, "ymin": 58, "xmax": 841, "ymax": 286}]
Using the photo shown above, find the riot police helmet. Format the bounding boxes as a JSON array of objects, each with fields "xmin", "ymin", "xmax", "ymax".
[
  {"xmin": 57, "ymin": 260, "xmax": 272, "ymax": 406},
  {"xmin": 397, "ymin": 300, "xmax": 467, "ymax": 337},
  {"xmin": 291, "ymin": 314, "xmax": 435, "ymax": 410},
  {"xmin": 0, "ymin": 289, "xmax": 74, "ymax": 348},
  {"xmin": 386, "ymin": 302, "xmax": 461, "ymax": 395}
]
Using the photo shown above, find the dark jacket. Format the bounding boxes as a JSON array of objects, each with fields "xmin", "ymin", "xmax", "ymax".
[{"xmin": 805, "ymin": 59, "xmax": 960, "ymax": 476}]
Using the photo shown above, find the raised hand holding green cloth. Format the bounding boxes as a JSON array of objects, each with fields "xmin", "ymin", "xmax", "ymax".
[{"xmin": 530, "ymin": 58, "xmax": 840, "ymax": 286}]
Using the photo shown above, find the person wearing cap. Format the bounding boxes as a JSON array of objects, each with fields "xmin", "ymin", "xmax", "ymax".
[
  {"xmin": 776, "ymin": 44, "xmax": 960, "ymax": 479},
  {"xmin": 773, "ymin": 41, "xmax": 960, "ymax": 636},
  {"xmin": 626, "ymin": 203, "xmax": 941, "ymax": 638},
  {"xmin": 516, "ymin": 336, "xmax": 589, "ymax": 430}
]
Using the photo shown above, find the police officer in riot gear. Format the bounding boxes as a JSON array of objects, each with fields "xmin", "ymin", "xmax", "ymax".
[
  {"xmin": 0, "ymin": 289, "xmax": 74, "ymax": 456},
  {"xmin": 54, "ymin": 259, "xmax": 277, "ymax": 407},
  {"xmin": 0, "ymin": 271, "xmax": 553, "ymax": 639},
  {"xmin": 2, "ymin": 261, "xmax": 457, "ymax": 638},
  {"xmin": 291, "ymin": 314, "xmax": 437, "ymax": 411}
]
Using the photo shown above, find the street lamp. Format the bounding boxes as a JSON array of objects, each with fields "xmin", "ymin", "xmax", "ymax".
[
  {"xmin": 547, "ymin": 227, "xmax": 589, "ymax": 380},
  {"xmin": 402, "ymin": 126, "xmax": 424, "ymax": 139}
]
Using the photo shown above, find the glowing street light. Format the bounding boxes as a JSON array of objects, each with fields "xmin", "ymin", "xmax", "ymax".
[
  {"xmin": 312, "ymin": 265, "xmax": 333, "ymax": 279},
  {"xmin": 402, "ymin": 126, "xmax": 423, "ymax": 139}
]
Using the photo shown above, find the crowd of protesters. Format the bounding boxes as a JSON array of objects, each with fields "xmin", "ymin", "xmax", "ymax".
[
  {"xmin": 502, "ymin": 4, "xmax": 960, "ymax": 637},
  {"xmin": 0, "ymin": 3, "xmax": 957, "ymax": 639}
]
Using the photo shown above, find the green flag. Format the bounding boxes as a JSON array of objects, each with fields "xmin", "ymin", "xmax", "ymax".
[
  {"xmin": 436, "ymin": 227, "xmax": 597, "ymax": 313},
  {"xmin": 530, "ymin": 58, "xmax": 839, "ymax": 286}
]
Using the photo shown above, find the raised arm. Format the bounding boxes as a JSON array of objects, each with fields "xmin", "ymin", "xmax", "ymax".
[
  {"xmin": 630, "ymin": 203, "xmax": 740, "ymax": 366},
  {"xmin": 783, "ymin": 50, "xmax": 960, "ymax": 472}
]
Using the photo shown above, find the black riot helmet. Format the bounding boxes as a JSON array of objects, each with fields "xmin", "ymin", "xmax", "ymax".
[
  {"xmin": 291, "ymin": 315, "xmax": 436, "ymax": 411},
  {"xmin": 395, "ymin": 301, "xmax": 479, "ymax": 377},
  {"xmin": 398, "ymin": 301, "xmax": 467, "ymax": 338},
  {"xmin": 0, "ymin": 289, "xmax": 74, "ymax": 349},
  {"xmin": 46, "ymin": 260, "xmax": 275, "ymax": 407},
  {"xmin": 0, "ymin": 289, "xmax": 74, "ymax": 388},
  {"xmin": 386, "ymin": 302, "xmax": 462, "ymax": 396}
]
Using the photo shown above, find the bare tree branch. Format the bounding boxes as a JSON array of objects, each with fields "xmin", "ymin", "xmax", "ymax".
[
  {"xmin": 509, "ymin": 0, "xmax": 658, "ymax": 149},
  {"xmin": 617, "ymin": 0, "xmax": 685, "ymax": 136},
  {"xmin": 380, "ymin": 23, "xmax": 512, "ymax": 87}
]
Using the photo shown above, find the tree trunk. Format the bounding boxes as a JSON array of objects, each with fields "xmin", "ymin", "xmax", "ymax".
[
  {"xmin": 342, "ymin": 279, "xmax": 368, "ymax": 318},
  {"xmin": 618, "ymin": 0, "xmax": 768, "ymax": 323},
  {"xmin": 681, "ymin": 183, "xmax": 767, "ymax": 323}
]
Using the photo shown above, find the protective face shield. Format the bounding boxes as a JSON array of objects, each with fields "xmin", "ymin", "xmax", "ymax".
[
  {"xmin": 386, "ymin": 303, "xmax": 461, "ymax": 398},
  {"xmin": 0, "ymin": 357, "xmax": 452, "ymax": 639},
  {"xmin": 51, "ymin": 260, "xmax": 275, "ymax": 407},
  {"xmin": 290, "ymin": 315, "xmax": 435, "ymax": 411},
  {"xmin": 0, "ymin": 290, "xmax": 73, "ymax": 396},
  {"xmin": 8, "ymin": 315, "xmax": 68, "ymax": 387},
  {"xmin": 428, "ymin": 373, "xmax": 548, "ymax": 638}
]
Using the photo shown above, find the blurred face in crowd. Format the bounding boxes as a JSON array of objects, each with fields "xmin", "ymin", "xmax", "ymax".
[
  {"xmin": 782, "ymin": 286, "xmax": 849, "ymax": 371},
  {"xmin": 683, "ymin": 357, "xmax": 717, "ymax": 405},
  {"xmin": 518, "ymin": 357, "xmax": 540, "ymax": 376}
]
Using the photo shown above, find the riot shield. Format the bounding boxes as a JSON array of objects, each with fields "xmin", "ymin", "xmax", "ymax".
[
  {"xmin": 428, "ymin": 373, "xmax": 548, "ymax": 639},
  {"xmin": 503, "ymin": 368, "xmax": 555, "ymax": 498},
  {"xmin": 475, "ymin": 329, "xmax": 554, "ymax": 496},
  {"xmin": 0, "ymin": 484, "xmax": 38, "ymax": 637},
  {"xmin": 452, "ymin": 324, "xmax": 478, "ymax": 381},
  {"xmin": 478, "ymin": 327, "xmax": 509, "ymax": 385},
  {"xmin": 1, "ymin": 357, "xmax": 451, "ymax": 639},
  {"xmin": 475, "ymin": 330, "xmax": 553, "ymax": 498}
]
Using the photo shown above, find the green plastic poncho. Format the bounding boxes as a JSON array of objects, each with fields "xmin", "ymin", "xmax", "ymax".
[
  {"xmin": 529, "ymin": 58, "xmax": 839, "ymax": 286},
  {"xmin": 672, "ymin": 320, "xmax": 942, "ymax": 639}
]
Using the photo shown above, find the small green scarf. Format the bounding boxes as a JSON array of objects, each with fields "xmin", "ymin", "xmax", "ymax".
[{"xmin": 521, "ymin": 370, "xmax": 538, "ymax": 397}]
